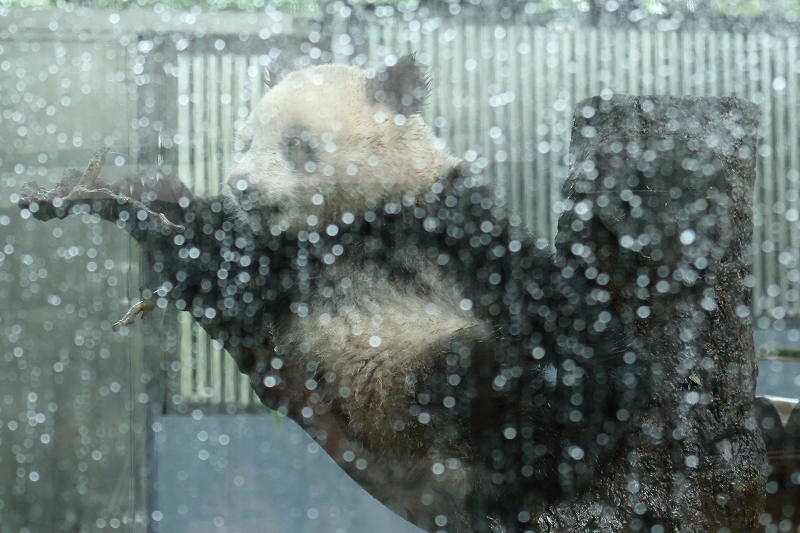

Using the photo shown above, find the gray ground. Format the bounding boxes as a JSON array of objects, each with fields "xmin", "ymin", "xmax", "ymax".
[
  {"xmin": 156, "ymin": 414, "xmax": 423, "ymax": 533},
  {"xmin": 152, "ymin": 329, "xmax": 800, "ymax": 533},
  {"xmin": 754, "ymin": 328, "xmax": 800, "ymax": 400}
]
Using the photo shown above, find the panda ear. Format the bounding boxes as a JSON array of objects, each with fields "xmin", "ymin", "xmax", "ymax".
[
  {"xmin": 367, "ymin": 53, "xmax": 430, "ymax": 117},
  {"xmin": 263, "ymin": 56, "xmax": 289, "ymax": 90},
  {"xmin": 264, "ymin": 64, "xmax": 278, "ymax": 90}
]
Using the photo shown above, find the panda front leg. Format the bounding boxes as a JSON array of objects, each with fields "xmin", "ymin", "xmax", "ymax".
[
  {"xmin": 323, "ymin": 322, "xmax": 504, "ymax": 533},
  {"xmin": 260, "ymin": 283, "xmax": 502, "ymax": 533}
]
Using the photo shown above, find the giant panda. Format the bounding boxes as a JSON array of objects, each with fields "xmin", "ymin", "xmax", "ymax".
[{"xmin": 178, "ymin": 55, "xmax": 645, "ymax": 532}]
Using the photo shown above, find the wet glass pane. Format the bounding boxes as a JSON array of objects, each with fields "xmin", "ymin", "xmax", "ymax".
[{"xmin": 1, "ymin": 2, "xmax": 799, "ymax": 532}]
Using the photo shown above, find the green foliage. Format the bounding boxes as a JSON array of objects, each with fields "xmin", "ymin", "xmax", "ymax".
[
  {"xmin": 272, "ymin": 409, "xmax": 283, "ymax": 429},
  {"xmin": 716, "ymin": 0, "xmax": 766, "ymax": 17},
  {"xmin": 759, "ymin": 346, "xmax": 800, "ymax": 360},
  {"xmin": 2, "ymin": 0, "xmax": 321, "ymax": 12},
  {"xmin": 2, "ymin": 0, "xmax": 797, "ymax": 17}
]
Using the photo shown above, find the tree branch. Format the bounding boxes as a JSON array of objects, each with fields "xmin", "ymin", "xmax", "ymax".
[{"xmin": 18, "ymin": 144, "xmax": 187, "ymax": 236}]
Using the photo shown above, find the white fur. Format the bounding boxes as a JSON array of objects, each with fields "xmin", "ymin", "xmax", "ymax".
[{"xmin": 224, "ymin": 63, "xmax": 458, "ymax": 230}]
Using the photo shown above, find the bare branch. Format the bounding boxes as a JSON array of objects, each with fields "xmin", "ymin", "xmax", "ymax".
[
  {"xmin": 78, "ymin": 144, "xmax": 110, "ymax": 188},
  {"xmin": 77, "ymin": 186, "xmax": 186, "ymax": 234},
  {"xmin": 18, "ymin": 151, "xmax": 186, "ymax": 236},
  {"xmin": 112, "ymin": 296, "xmax": 159, "ymax": 331}
]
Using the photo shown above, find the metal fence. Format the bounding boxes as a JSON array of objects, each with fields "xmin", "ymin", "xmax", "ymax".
[
  {"xmin": 167, "ymin": 19, "xmax": 800, "ymax": 406},
  {"xmin": 342, "ymin": 19, "xmax": 800, "ymax": 325},
  {"xmin": 172, "ymin": 51, "xmax": 270, "ymax": 408}
]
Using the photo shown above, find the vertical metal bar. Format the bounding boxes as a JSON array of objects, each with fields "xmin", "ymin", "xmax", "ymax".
[
  {"xmin": 409, "ymin": 14, "xmax": 422, "ymax": 56},
  {"xmin": 175, "ymin": 53, "xmax": 194, "ymax": 408},
  {"xmin": 234, "ymin": 55, "xmax": 248, "ymax": 135},
  {"xmin": 573, "ymin": 28, "xmax": 588, "ymax": 103},
  {"xmin": 614, "ymin": 29, "xmax": 625, "ymax": 93},
  {"xmin": 249, "ymin": 55, "xmax": 263, "ymax": 110},
  {"xmin": 641, "ymin": 30, "xmax": 653, "ymax": 96},
  {"xmin": 452, "ymin": 21, "xmax": 467, "ymax": 155},
  {"xmin": 520, "ymin": 25, "xmax": 534, "ymax": 231},
  {"xmin": 192, "ymin": 55, "xmax": 206, "ymax": 197},
  {"xmin": 494, "ymin": 24, "xmax": 509, "ymax": 202},
  {"xmin": 390, "ymin": 16, "xmax": 399, "ymax": 56},
  {"xmin": 628, "ymin": 30, "xmax": 640, "ymax": 95},
  {"xmin": 773, "ymin": 36, "xmax": 790, "ymax": 315},
  {"xmin": 695, "ymin": 31, "xmax": 706, "ymax": 96},
  {"xmin": 368, "ymin": 21, "xmax": 381, "ymax": 65},
  {"xmin": 787, "ymin": 36, "xmax": 800, "ymax": 319},
  {"xmin": 382, "ymin": 16, "xmax": 394, "ymax": 56},
  {"xmin": 544, "ymin": 27, "xmax": 556, "ymax": 239},
  {"xmin": 707, "ymin": 31, "xmax": 719, "ymax": 96},
  {"xmin": 210, "ymin": 339, "xmax": 222, "ymax": 405},
  {"xmin": 207, "ymin": 54, "xmax": 220, "ymax": 194},
  {"xmin": 240, "ymin": 373, "xmax": 252, "ymax": 408},
  {"xmin": 669, "ymin": 31, "xmax": 680, "ymax": 95},
  {"xmin": 430, "ymin": 22, "xmax": 442, "ymax": 143},
  {"xmin": 682, "ymin": 32, "xmax": 693, "ymax": 95},
  {"xmin": 449, "ymin": 18, "xmax": 459, "ymax": 154},
  {"xmin": 194, "ymin": 322, "xmax": 207, "ymax": 401},
  {"xmin": 721, "ymin": 32, "xmax": 732, "ymax": 96},
  {"xmin": 399, "ymin": 15, "xmax": 414, "ymax": 56},
  {"xmin": 480, "ymin": 24, "xmax": 492, "ymax": 188},
  {"xmin": 655, "ymin": 30, "xmax": 667, "ymax": 96},
  {"xmin": 745, "ymin": 32, "xmax": 761, "ymax": 315},
  {"xmin": 224, "ymin": 347, "xmax": 236, "ymax": 406},
  {"xmin": 177, "ymin": 54, "xmax": 191, "ymax": 192},
  {"xmin": 546, "ymin": 29, "xmax": 564, "ymax": 240},
  {"xmin": 330, "ymin": 28, "xmax": 346, "ymax": 65},
  {"xmin": 552, "ymin": 29, "xmax": 572, "ymax": 240},
  {"xmin": 421, "ymin": 21, "xmax": 437, "ymax": 131},
  {"xmin": 179, "ymin": 312, "xmax": 193, "ymax": 399},
  {"xmin": 599, "ymin": 28, "xmax": 614, "ymax": 94},
  {"xmin": 252, "ymin": 388, "xmax": 260, "ymax": 407},
  {"xmin": 464, "ymin": 23, "xmax": 478, "ymax": 159},
  {"xmin": 759, "ymin": 36, "xmax": 788, "ymax": 320},
  {"xmin": 456, "ymin": 19, "xmax": 470, "ymax": 157},
  {"xmin": 382, "ymin": 17, "xmax": 394, "ymax": 58},
  {"xmin": 586, "ymin": 27, "xmax": 598, "ymax": 98},
  {"xmin": 221, "ymin": 54, "xmax": 233, "ymax": 183},
  {"xmin": 735, "ymin": 33, "xmax": 747, "ymax": 99},
  {"xmin": 757, "ymin": 35, "xmax": 773, "ymax": 318},
  {"xmin": 533, "ymin": 26, "xmax": 548, "ymax": 235},
  {"xmin": 507, "ymin": 24, "xmax": 521, "ymax": 221}
]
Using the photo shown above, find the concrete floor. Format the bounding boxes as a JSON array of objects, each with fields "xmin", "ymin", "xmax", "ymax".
[{"xmin": 755, "ymin": 328, "xmax": 800, "ymax": 400}]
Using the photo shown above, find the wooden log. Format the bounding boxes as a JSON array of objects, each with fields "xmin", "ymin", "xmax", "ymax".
[{"xmin": 536, "ymin": 95, "xmax": 766, "ymax": 531}]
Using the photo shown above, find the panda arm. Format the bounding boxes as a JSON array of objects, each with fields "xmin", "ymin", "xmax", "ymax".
[
  {"xmin": 368, "ymin": 169, "xmax": 646, "ymax": 464},
  {"xmin": 379, "ymin": 169, "xmax": 634, "ymax": 371},
  {"xmin": 437, "ymin": 170, "xmax": 640, "ymax": 392},
  {"xmin": 150, "ymin": 197, "xmax": 296, "ymax": 340}
]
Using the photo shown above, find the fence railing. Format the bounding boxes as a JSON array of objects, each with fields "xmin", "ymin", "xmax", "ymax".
[{"xmin": 341, "ymin": 19, "xmax": 800, "ymax": 325}]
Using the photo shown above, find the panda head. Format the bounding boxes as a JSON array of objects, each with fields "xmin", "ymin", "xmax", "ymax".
[{"xmin": 223, "ymin": 55, "xmax": 458, "ymax": 231}]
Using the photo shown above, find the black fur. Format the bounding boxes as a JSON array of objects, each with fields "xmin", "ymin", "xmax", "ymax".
[{"xmin": 366, "ymin": 53, "xmax": 431, "ymax": 116}]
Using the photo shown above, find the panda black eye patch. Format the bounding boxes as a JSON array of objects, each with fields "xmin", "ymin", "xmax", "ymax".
[{"xmin": 282, "ymin": 126, "xmax": 317, "ymax": 171}]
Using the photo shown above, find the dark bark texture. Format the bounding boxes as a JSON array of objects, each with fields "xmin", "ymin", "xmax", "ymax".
[{"xmin": 536, "ymin": 95, "xmax": 766, "ymax": 531}]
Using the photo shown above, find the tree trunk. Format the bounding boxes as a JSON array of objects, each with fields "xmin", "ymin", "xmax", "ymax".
[{"xmin": 535, "ymin": 95, "xmax": 766, "ymax": 531}]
